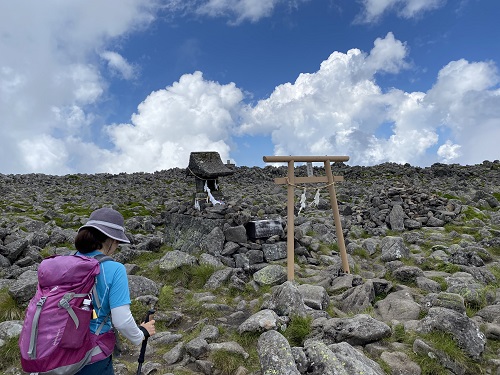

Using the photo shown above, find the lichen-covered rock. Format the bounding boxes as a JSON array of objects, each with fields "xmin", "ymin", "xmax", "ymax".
[
  {"xmin": 253, "ymin": 265, "xmax": 287, "ymax": 286},
  {"xmin": 380, "ymin": 236, "xmax": 409, "ymax": 262},
  {"xmin": 158, "ymin": 250, "xmax": 197, "ymax": 272},
  {"xmin": 415, "ymin": 307, "xmax": 486, "ymax": 359},
  {"xmin": 238, "ymin": 309, "xmax": 282, "ymax": 333},
  {"xmin": 304, "ymin": 340, "xmax": 386, "ymax": 375},
  {"xmin": 128, "ymin": 275, "xmax": 160, "ymax": 299},
  {"xmin": 257, "ymin": 330, "xmax": 300, "ymax": 375},
  {"xmin": 374, "ymin": 289, "xmax": 421, "ymax": 322},
  {"xmin": 261, "ymin": 281, "xmax": 309, "ymax": 316},
  {"xmin": 332, "ymin": 280, "xmax": 375, "ymax": 314},
  {"xmin": 313, "ymin": 314, "xmax": 391, "ymax": 346},
  {"xmin": 297, "ymin": 284, "xmax": 329, "ymax": 310}
]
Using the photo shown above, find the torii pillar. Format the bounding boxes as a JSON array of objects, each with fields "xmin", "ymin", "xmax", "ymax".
[{"xmin": 263, "ymin": 155, "xmax": 350, "ymax": 281}]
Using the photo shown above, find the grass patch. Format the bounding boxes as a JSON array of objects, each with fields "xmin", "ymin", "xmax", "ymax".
[
  {"xmin": 488, "ymin": 265, "xmax": 500, "ymax": 287},
  {"xmin": 210, "ymin": 350, "xmax": 248, "ymax": 375},
  {"xmin": 487, "ymin": 246, "xmax": 500, "ymax": 257},
  {"xmin": 0, "ymin": 288, "xmax": 24, "ymax": 322},
  {"xmin": 464, "ymin": 285, "xmax": 496, "ymax": 316},
  {"xmin": 283, "ymin": 314, "xmax": 313, "ymax": 347},
  {"xmin": 353, "ymin": 247, "xmax": 370, "ymax": 259},
  {"xmin": 429, "ymin": 276, "xmax": 448, "ymax": 290},
  {"xmin": 157, "ymin": 284, "xmax": 175, "ymax": 310},
  {"xmin": 461, "ymin": 206, "xmax": 488, "ymax": 221},
  {"xmin": 392, "ymin": 323, "xmax": 406, "ymax": 342},
  {"xmin": 129, "ymin": 300, "xmax": 151, "ymax": 324},
  {"xmin": 412, "ymin": 355, "xmax": 450, "ymax": 375},
  {"xmin": 119, "ymin": 203, "xmax": 152, "ymax": 219},
  {"xmin": 160, "ymin": 264, "xmax": 218, "ymax": 291},
  {"xmin": 60, "ymin": 203, "xmax": 92, "ymax": 216},
  {"xmin": 417, "ymin": 331, "xmax": 483, "ymax": 374},
  {"xmin": 0, "ymin": 336, "xmax": 21, "ymax": 373},
  {"xmin": 440, "ymin": 193, "xmax": 460, "ymax": 200},
  {"xmin": 444, "ymin": 224, "xmax": 483, "ymax": 241},
  {"xmin": 434, "ymin": 262, "xmax": 462, "ymax": 274}
]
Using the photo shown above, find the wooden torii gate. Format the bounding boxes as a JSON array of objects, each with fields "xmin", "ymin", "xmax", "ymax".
[{"xmin": 263, "ymin": 155, "xmax": 350, "ymax": 281}]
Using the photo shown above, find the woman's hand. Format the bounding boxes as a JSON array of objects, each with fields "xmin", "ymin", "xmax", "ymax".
[{"xmin": 140, "ymin": 320, "xmax": 156, "ymax": 337}]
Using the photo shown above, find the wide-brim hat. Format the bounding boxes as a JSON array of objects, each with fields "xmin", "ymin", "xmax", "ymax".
[{"xmin": 78, "ymin": 207, "xmax": 130, "ymax": 243}]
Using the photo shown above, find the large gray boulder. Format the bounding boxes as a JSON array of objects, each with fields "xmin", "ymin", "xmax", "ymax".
[
  {"xmin": 304, "ymin": 340, "xmax": 385, "ymax": 375},
  {"xmin": 200, "ymin": 226, "xmax": 225, "ymax": 256},
  {"xmin": 128, "ymin": 275, "xmax": 160, "ymax": 299},
  {"xmin": 388, "ymin": 204, "xmax": 406, "ymax": 231},
  {"xmin": 253, "ymin": 265, "xmax": 287, "ymax": 286},
  {"xmin": 238, "ymin": 309, "xmax": 283, "ymax": 334},
  {"xmin": 332, "ymin": 280, "xmax": 375, "ymax": 314},
  {"xmin": 374, "ymin": 289, "xmax": 421, "ymax": 322},
  {"xmin": 297, "ymin": 284, "xmax": 329, "ymax": 310},
  {"xmin": 415, "ymin": 307, "xmax": 486, "ymax": 359},
  {"xmin": 262, "ymin": 242, "xmax": 287, "ymax": 262},
  {"xmin": 261, "ymin": 281, "xmax": 309, "ymax": 317},
  {"xmin": 158, "ymin": 250, "xmax": 197, "ymax": 272},
  {"xmin": 312, "ymin": 314, "xmax": 391, "ymax": 346},
  {"xmin": 380, "ymin": 236, "xmax": 409, "ymax": 262},
  {"xmin": 257, "ymin": 330, "xmax": 300, "ymax": 375},
  {"xmin": 8, "ymin": 270, "xmax": 38, "ymax": 304}
]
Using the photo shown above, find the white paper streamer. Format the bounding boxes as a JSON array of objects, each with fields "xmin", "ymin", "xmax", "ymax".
[
  {"xmin": 311, "ymin": 189, "xmax": 320, "ymax": 206},
  {"xmin": 298, "ymin": 188, "xmax": 307, "ymax": 214}
]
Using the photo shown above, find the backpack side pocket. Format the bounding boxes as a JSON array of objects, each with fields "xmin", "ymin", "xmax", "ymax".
[{"xmin": 59, "ymin": 306, "xmax": 92, "ymax": 349}]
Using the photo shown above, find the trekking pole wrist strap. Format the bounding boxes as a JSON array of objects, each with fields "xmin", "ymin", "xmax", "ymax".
[{"xmin": 139, "ymin": 326, "xmax": 150, "ymax": 339}]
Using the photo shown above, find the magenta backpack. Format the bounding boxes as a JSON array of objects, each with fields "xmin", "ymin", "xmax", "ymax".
[{"xmin": 19, "ymin": 254, "xmax": 112, "ymax": 375}]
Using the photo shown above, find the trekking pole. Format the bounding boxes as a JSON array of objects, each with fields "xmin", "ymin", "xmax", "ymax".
[{"xmin": 136, "ymin": 309, "xmax": 155, "ymax": 375}]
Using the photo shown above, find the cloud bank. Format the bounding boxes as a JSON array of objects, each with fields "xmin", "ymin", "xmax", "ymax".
[
  {"xmin": 239, "ymin": 32, "xmax": 500, "ymax": 166},
  {"xmin": 0, "ymin": 0, "xmax": 499, "ymax": 174}
]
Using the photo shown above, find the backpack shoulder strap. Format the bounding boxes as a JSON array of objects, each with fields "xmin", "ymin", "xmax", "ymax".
[
  {"xmin": 94, "ymin": 253, "xmax": 114, "ymax": 263},
  {"xmin": 91, "ymin": 254, "xmax": 114, "ymax": 309}
]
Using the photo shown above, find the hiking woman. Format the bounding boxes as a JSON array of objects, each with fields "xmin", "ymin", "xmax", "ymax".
[{"xmin": 74, "ymin": 207, "xmax": 156, "ymax": 375}]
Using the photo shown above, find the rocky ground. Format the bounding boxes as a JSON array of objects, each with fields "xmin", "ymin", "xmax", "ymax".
[{"xmin": 0, "ymin": 161, "xmax": 499, "ymax": 375}]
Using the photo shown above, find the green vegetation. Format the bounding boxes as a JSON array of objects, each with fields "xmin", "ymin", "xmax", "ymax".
[
  {"xmin": 463, "ymin": 285, "xmax": 496, "ymax": 316},
  {"xmin": 440, "ymin": 193, "xmax": 460, "ymax": 200},
  {"xmin": 157, "ymin": 284, "xmax": 175, "ymax": 310},
  {"xmin": 0, "ymin": 288, "xmax": 24, "ymax": 322},
  {"xmin": 461, "ymin": 206, "xmax": 488, "ymax": 221},
  {"xmin": 434, "ymin": 262, "xmax": 462, "ymax": 274},
  {"xmin": 444, "ymin": 224, "xmax": 482, "ymax": 241},
  {"xmin": 416, "ymin": 331, "xmax": 483, "ymax": 375},
  {"xmin": 385, "ymin": 327, "xmax": 485, "ymax": 375},
  {"xmin": 392, "ymin": 323, "xmax": 406, "ymax": 342},
  {"xmin": 429, "ymin": 276, "xmax": 448, "ymax": 290},
  {"xmin": 488, "ymin": 246, "xmax": 500, "ymax": 257},
  {"xmin": 119, "ymin": 203, "xmax": 152, "ymax": 219},
  {"xmin": 488, "ymin": 265, "xmax": 500, "ymax": 287},
  {"xmin": 283, "ymin": 314, "xmax": 313, "ymax": 346},
  {"xmin": 60, "ymin": 203, "xmax": 92, "ymax": 216},
  {"xmin": 0, "ymin": 336, "xmax": 21, "ymax": 373},
  {"xmin": 209, "ymin": 350, "xmax": 247, "ymax": 375},
  {"xmin": 353, "ymin": 247, "xmax": 370, "ymax": 259},
  {"xmin": 159, "ymin": 264, "xmax": 219, "ymax": 290}
]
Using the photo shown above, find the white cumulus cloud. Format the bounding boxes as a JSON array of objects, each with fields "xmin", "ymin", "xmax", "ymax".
[
  {"xmin": 100, "ymin": 51, "xmax": 137, "ymax": 80},
  {"xmin": 98, "ymin": 71, "xmax": 245, "ymax": 173},
  {"xmin": 0, "ymin": 0, "xmax": 157, "ymax": 174},
  {"xmin": 357, "ymin": 0, "xmax": 446, "ymax": 23},
  {"xmin": 239, "ymin": 33, "xmax": 500, "ymax": 166}
]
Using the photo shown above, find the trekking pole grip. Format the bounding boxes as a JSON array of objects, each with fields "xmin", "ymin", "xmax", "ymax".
[
  {"xmin": 137, "ymin": 309, "xmax": 155, "ymax": 367},
  {"xmin": 143, "ymin": 309, "xmax": 155, "ymax": 324}
]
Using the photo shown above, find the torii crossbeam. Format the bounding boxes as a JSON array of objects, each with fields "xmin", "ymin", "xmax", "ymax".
[{"xmin": 263, "ymin": 155, "xmax": 350, "ymax": 281}]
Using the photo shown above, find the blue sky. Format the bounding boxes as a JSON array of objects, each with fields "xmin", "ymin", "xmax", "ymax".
[{"xmin": 1, "ymin": 0, "xmax": 499, "ymax": 174}]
